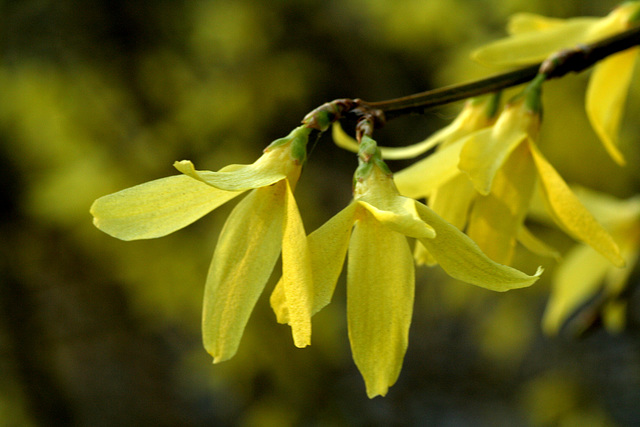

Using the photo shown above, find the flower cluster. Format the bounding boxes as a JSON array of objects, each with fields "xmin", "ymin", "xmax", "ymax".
[
  {"xmin": 90, "ymin": 2, "xmax": 640, "ymax": 399},
  {"xmin": 472, "ymin": 1, "xmax": 640, "ymax": 166},
  {"xmin": 92, "ymin": 126, "xmax": 316, "ymax": 361},
  {"xmin": 543, "ymin": 188, "xmax": 640, "ymax": 336},
  {"xmin": 335, "ymin": 80, "xmax": 624, "ymax": 269},
  {"xmin": 92, "ymin": 120, "xmax": 543, "ymax": 397}
]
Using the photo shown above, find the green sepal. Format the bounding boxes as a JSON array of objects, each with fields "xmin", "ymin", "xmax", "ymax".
[
  {"xmin": 265, "ymin": 126, "xmax": 312, "ymax": 164},
  {"xmin": 354, "ymin": 136, "xmax": 391, "ymax": 183}
]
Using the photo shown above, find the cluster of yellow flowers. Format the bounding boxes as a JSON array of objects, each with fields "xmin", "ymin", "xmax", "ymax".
[{"xmin": 90, "ymin": 2, "xmax": 640, "ymax": 398}]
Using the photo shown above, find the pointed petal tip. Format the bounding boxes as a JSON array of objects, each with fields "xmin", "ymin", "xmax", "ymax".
[
  {"xmin": 173, "ymin": 159, "xmax": 194, "ymax": 170},
  {"xmin": 366, "ymin": 387, "xmax": 388, "ymax": 399},
  {"xmin": 609, "ymin": 148, "xmax": 626, "ymax": 167},
  {"xmin": 291, "ymin": 325, "xmax": 311, "ymax": 348},
  {"xmin": 293, "ymin": 339, "xmax": 311, "ymax": 349},
  {"xmin": 534, "ymin": 266, "xmax": 544, "ymax": 277},
  {"xmin": 212, "ymin": 354, "xmax": 230, "ymax": 364},
  {"xmin": 613, "ymin": 255, "xmax": 626, "ymax": 269}
]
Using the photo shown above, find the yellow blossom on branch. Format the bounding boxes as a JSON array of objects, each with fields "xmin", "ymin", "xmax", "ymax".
[
  {"xmin": 272, "ymin": 135, "xmax": 542, "ymax": 398},
  {"xmin": 91, "ymin": 126, "xmax": 315, "ymax": 362},
  {"xmin": 471, "ymin": 2, "xmax": 640, "ymax": 165},
  {"xmin": 543, "ymin": 188, "xmax": 640, "ymax": 335},
  {"xmin": 391, "ymin": 76, "xmax": 624, "ymax": 268}
]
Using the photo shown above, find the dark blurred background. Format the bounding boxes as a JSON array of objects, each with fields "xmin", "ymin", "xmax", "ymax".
[{"xmin": 2, "ymin": 0, "xmax": 640, "ymax": 425}]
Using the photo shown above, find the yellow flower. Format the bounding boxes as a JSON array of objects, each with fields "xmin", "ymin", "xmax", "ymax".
[
  {"xmin": 471, "ymin": 2, "xmax": 640, "ymax": 165},
  {"xmin": 334, "ymin": 96, "xmax": 499, "ymax": 201},
  {"xmin": 543, "ymin": 188, "xmax": 640, "ymax": 335},
  {"xmin": 91, "ymin": 126, "xmax": 314, "ymax": 362},
  {"xmin": 394, "ymin": 77, "xmax": 624, "ymax": 268},
  {"xmin": 272, "ymin": 136, "xmax": 542, "ymax": 398}
]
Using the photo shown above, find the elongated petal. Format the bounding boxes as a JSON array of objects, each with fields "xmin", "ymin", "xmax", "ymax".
[
  {"xmin": 203, "ymin": 183, "xmax": 286, "ymax": 363},
  {"xmin": 91, "ymin": 175, "xmax": 242, "ymax": 240},
  {"xmin": 603, "ymin": 300, "xmax": 627, "ymax": 333},
  {"xmin": 466, "ymin": 142, "xmax": 536, "ymax": 264},
  {"xmin": 271, "ymin": 203, "xmax": 357, "ymax": 322},
  {"xmin": 332, "ymin": 122, "xmax": 359, "ymax": 153},
  {"xmin": 428, "ymin": 172, "xmax": 476, "ymax": 230},
  {"xmin": 415, "ymin": 203, "xmax": 542, "ymax": 291},
  {"xmin": 358, "ymin": 198, "xmax": 435, "ymax": 239},
  {"xmin": 280, "ymin": 180, "xmax": 313, "ymax": 347},
  {"xmin": 174, "ymin": 158, "xmax": 288, "ymax": 191},
  {"xmin": 347, "ymin": 213, "xmax": 414, "ymax": 398},
  {"xmin": 586, "ymin": 48, "xmax": 638, "ymax": 166},
  {"xmin": 414, "ymin": 240, "xmax": 436, "ymax": 266},
  {"xmin": 507, "ymin": 13, "xmax": 566, "ymax": 34},
  {"xmin": 472, "ymin": 17, "xmax": 599, "ymax": 66},
  {"xmin": 459, "ymin": 105, "xmax": 534, "ymax": 195},
  {"xmin": 530, "ymin": 142, "xmax": 625, "ymax": 267},
  {"xmin": 394, "ymin": 138, "xmax": 465, "ymax": 199},
  {"xmin": 570, "ymin": 187, "xmax": 640, "ymax": 227},
  {"xmin": 542, "ymin": 244, "xmax": 610, "ymax": 335},
  {"xmin": 332, "ymin": 122, "xmax": 445, "ymax": 160},
  {"xmin": 517, "ymin": 226, "xmax": 561, "ymax": 260}
]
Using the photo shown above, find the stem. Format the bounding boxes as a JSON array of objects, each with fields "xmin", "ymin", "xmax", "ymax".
[
  {"xmin": 358, "ymin": 24, "xmax": 640, "ymax": 120},
  {"xmin": 303, "ymin": 24, "xmax": 640, "ymax": 137}
]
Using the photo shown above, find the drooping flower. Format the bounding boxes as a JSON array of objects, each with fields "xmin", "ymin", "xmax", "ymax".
[
  {"xmin": 333, "ymin": 95, "xmax": 499, "ymax": 248},
  {"xmin": 471, "ymin": 2, "xmax": 640, "ymax": 165},
  {"xmin": 272, "ymin": 135, "xmax": 542, "ymax": 398},
  {"xmin": 91, "ymin": 125, "xmax": 315, "ymax": 362},
  {"xmin": 543, "ymin": 188, "xmax": 640, "ymax": 335},
  {"xmin": 391, "ymin": 76, "xmax": 624, "ymax": 268}
]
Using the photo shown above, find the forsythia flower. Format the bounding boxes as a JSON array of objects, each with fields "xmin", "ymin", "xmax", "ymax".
[
  {"xmin": 91, "ymin": 126, "xmax": 315, "ymax": 362},
  {"xmin": 471, "ymin": 2, "xmax": 640, "ymax": 165},
  {"xmin": 334, "ymin": 96, "xmax": 498, "ymax": 232},
  {"xmin": 543, "ymin": 188, "xmax": 640, "ymax": 335},
  {"xmin": 394, "ymin": 77, "xmax": 624, "ymax": 268},
  {"xmin": 334, "ymin": 96, "xmax": 499, "ymax": 201},
  {"xmin": 271, "ymin": 136, "xmax": 542, "ymax": 398}
]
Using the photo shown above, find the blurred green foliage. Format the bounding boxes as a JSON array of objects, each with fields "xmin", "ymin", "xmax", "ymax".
[{"xmin": 2, "ymin": 0, "xmax": 640, "ymax": 425}]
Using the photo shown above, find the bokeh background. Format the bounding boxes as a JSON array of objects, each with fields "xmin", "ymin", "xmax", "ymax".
[{"xmin": 3, "ymin": 0, "xmax": 640, "ymax": 425}]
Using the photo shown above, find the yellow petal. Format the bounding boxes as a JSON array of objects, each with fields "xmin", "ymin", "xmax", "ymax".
[
  {"xmin": 603, "ymin": 300, "xmax": 627, "ymax": 333},
  {"xmin": 279, "ymin": 180, "xmax": 313, "ymax": 348},
  {"xmin": 472, "ymin": 17, "xmax": 599, "ymax": 67},
  {"xmin": 174, "ymin": 159, "xmax": 288, "ymax": 192},
  {"xmin": 517, "ymin": 226, "xmax": 561, "ymax": 260},
  {"xmin": 394, "ymin": 138, "xmax": 465, "ymax": 199},
  {"xmin": 428, "ymin": 172, "xmax": 476, "ymax": 230},
  {"xmin": 271, "ymin": 203, "xmax": 357, "ymax": 323},
  {"xmin": 358, "ymin": 198, "xmax": 435, "ymax": 239},
  {"xmin": 507, "ymin": 13, "xmax": 566, "ymax": 34},
  {"xmin": 347, "ymin": 212, "xmax": 414, "ymax": 398},
  {"xmin": 414, "ymin": 240, "xmax": 437, "ymax": 266},
  {"xmin": 473, "ymin": 3, "xmax": 638, "ymax": 67},
  {"xmin": 333, "ymin": 122, "xmax": 445, "ymax": 160},
  {"xmin": 530, "ymin": 142, "xmax": 625, "ymax": 267},
  {"xmin": 542, "ymin": 244, "xmax": 610, "ymax": 335},
  {"xmin": 90, "ymin": 175, "xmax": 242, "ymax": 240},
  {"xmin": 585, "ymin": 47, "xmax": 638, "ymax": 166},
  {"xmin": 203, "ymin": 183, "xmax": 286, "ymax": 363},
  {"xmin": 570, "ymin": 187, "xmax": 640, "ymax": 227},
  {"xmin": 466, "ymin": 142, "xmax": 536, "ymax": 264},
  {"xmin": 459, "ymin": 104, "xmax": 536, "ymax": 195},
  {"xmin": 604, "ymin": 245, "xmax": 639, "ymax": 296},
  {"xmin": 415, "ymin": 203, "xmax": 542, "ymax": 292},
  {"xmin": 331, "ymin": 122, "xmax": 359, "ymax": 153}
]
